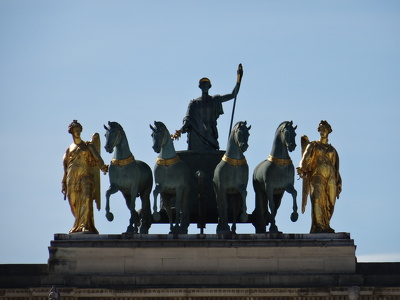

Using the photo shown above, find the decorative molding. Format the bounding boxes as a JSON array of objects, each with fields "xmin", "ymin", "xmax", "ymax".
[{"xmin": 1, "ymin": 287, "xmax": 400, "ymax": 298}]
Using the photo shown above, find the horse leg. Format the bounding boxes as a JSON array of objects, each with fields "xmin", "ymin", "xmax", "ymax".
[
  {"xmin": 126, "ymin": 186, "xmax": 139, "ymax": 233},
  {"xmin": 239, "ymin": 185, "xmax": 248, "ymax": 222},
  {"xmin": 266, "ymin": 185, "xmax": 279, "ymax": 233},
  {"xmin": 152, "ymin": 184, "xmax": 161, "ymax": 221},
  {"xmin": 286, "ymin": 184, "xmax": 298, "ymax": 222},
  {"xmin": 180, "ymin": 186, "xmax": 190, "ymax": 234},
  {"xmin": 162, "ymin": 193, "xmax": 173, "ymax": 233},
  {"xmin": 139, "ymin": 193, "xmax": 151, "ymax": 234},
  {"xmin": 227, "ymin": 186, "xmax": 248, "ymax": 234},
  {"xmin": 121, "ymin": 193, "xmax": 136, "ymax": 233},
  {"xmin": 105, "ymin": 184, "xmax": 119, "ymax": 222},
  {"xmin": 216, "ymin": 187, "xmax": 230, "ymax": 234},
  {"xmin": 171, "ymin": 187, "xmax": 183, "ymax": 234},
  {"xmin": 230, "ymin": 194, "xmax": 237, "ymax": 234},
  {"xmin": 253, "ymin": 181, "xmax": 267, "ymax": 233}
]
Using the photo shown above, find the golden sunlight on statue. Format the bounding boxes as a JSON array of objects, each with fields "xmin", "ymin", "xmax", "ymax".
[
  {"xmin": 61, "ymin": 120, "xmax": 108, "ymax": 234},
  {"xmin": 297, "ymin": 120, "xmax": 342, "ymax": 233}
]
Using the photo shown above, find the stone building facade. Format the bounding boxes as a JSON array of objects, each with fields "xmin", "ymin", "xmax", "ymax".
[{"xmin": 1, "ymin": 233, "xmax": 399, "ymax": 299}]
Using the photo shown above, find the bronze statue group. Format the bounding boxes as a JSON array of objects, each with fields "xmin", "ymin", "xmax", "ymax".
[{"xmin": 62, "ymin": 65, "xmax": 342, "ymax": 235}]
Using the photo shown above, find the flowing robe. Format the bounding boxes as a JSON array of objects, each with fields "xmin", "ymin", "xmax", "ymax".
[
  {"xmin": 63, "ymin": 142, "xmax": 99, "ymax": 233},
  {"xmin": 183, "ymin": 95, "xmax": 224, "ymax": 151},
  {"xmin": 299, "ymin": 141, "xmax": 341, "ymax": 233}
]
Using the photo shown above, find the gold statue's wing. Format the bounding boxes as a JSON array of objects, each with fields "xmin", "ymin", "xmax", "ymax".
[
  {"xmin": 300, "ymin": 135, "xmax": 310, "ymax": 213},
  {"xmin": 91, "ymin": 133, "xmax": 101, "ymax": 211}
]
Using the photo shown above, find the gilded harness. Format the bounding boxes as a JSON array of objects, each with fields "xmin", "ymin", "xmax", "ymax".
[
  {"xmin": 111, "ymin": 155, "xmax": 135, "ymax": 167},
  {"xmin": 156, "ymin": 155, "xmax": 180, "ymax": 166},
  {"xmin": 222, "ymin": 154, "xmax": 247, "ymax": 166}
]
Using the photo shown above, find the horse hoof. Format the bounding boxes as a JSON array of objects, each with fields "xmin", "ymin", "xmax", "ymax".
[
  {"xmin": 216, "ymin": 223, "xmax": 230, "ymax": 235},
  {"xmin": 140, "ymin": 227, "xmax": 149, "ymax": 234},
  {"xmin": 126, "ymin": 225, "xmax": 138, "ymax": 234},
  {"xmin": 230, "ymin": 224, "xmax": 237, "ymax": 234},
  {"xmin": 169, "ymin": 225, "xmax": 181, "ymax": 234},
  {"xmin": 152, "ymin": 211, "xmax": 161, "ymax": 222},
  {"xmin": 291, "ymin": 212, "xmax": 298, "ymax": 222},
  {"xmin": 216, "ymin": 228, "xmax": 231, "ymax": 235},
  {"xmin": 106, "ymin": 212, "xmax": 114, "ymax": 222},
  {"xmin": 240, "ymin": 212, "xmax": 248, "ymax": 222},
  {"xmin": 269, "ymin": 225, "xmax": 279, "ymax": 233}
]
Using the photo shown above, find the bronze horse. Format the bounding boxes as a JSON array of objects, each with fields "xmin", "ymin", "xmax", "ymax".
[
  {"xmin": 253, "ymin": 121, "xmax": 298, "ymax": 233},
  {"xmin": 150, "ymin": 121, "xmax": 191, "ymax": 234},
  {"xmin": 104, "ymin": 121, "xmax": 152, "ymax": 234},
  {"xmin": 213, "ymin": 121, "xmax": 251, "ymax": 234}
]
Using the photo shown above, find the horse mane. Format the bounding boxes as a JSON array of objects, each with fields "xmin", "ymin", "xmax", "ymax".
[
  {"xmin": 234, "ymin": 121, "xmax": 245, "ymax": 129},
  {"xmin": 109, "ymin": 121, "xmax": 124, "ymax": 131},
  {"xmin": 154, "ymin": 121, "xmax": 169, "ymax": 134},
  {"xmin": 232, "ymin": 121, "xmax": 247, "ymax": 134},
  {"xmin": 277, "ymin": 121, "xmax": 290, "ymax": 131}
]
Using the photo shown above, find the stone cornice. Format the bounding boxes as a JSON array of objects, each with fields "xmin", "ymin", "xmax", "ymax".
[{"xmin": 1, "ymin": 287, "xmax": 400, "ymax": 298}]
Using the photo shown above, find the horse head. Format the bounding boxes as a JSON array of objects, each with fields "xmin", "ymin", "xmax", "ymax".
[
  {"xmin": 233, "ymin": 121, "xmax": 251, "ymax": 153},
  {"xmin": 150, "ymin": 121, "xmax": 169, "ymax": 153},
  {"xmin": 104, "ymin": 121, "xmax": 123, "ymax": 153},
  {"xmin": 280, "ymin": 121, "xmax": 297, "ymax": 152}
]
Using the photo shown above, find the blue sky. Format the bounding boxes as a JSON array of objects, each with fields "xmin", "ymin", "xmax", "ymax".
[{"xmin": 0, "ymin": 1, "xmax": 399, "ymax": 263}]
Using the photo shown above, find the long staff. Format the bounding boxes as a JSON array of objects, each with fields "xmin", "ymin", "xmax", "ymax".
[{"xmin": 229, "ymin": 64, "xmax": 243, "ymax": 137}]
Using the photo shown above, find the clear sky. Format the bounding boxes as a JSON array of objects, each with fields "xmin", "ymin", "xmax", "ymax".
[{"xmin": 0, "ymin": 1, "xmax": 399, "ymax": 264}]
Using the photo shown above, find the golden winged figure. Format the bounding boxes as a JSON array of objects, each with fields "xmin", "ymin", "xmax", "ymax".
[
  {"xmin": 91, "ymin": 133, "xmax": 102, "ymax": 211},
  {"xmin": 299, "ymin": 135, "xmax": 310, "ymax": 214},
  {"xmin": 297, "ymin": 121, "xmax": 342, "ymax": 233},
  {"xmin": 62, "ymin": 120, "xmax": 108, "ymax": 234}
]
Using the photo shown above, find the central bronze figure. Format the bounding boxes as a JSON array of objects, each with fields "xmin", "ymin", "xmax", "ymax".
[{"xmin": 174, "ymin": 64, "xmax": 243, "ymax": 151}]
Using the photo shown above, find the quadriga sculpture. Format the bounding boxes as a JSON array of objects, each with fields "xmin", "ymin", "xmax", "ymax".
[
  {"xmin": 213, "ymin": 121, "xmax": 251, "ymax": 234},
  {"xmin": 253, "ymin": 121, "xmax": 298, "ymax": 233},
  {"xmin": 103, "ymin": 121, "xmax": 152, "ymax": 234},
  {"xmin": 150, "ymin": 121, "xmax": 190, "ymax": 234}
]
